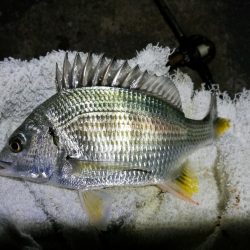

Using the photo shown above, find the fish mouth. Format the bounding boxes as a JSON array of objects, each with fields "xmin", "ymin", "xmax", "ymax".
[
  {"xmin": 0, "ymin": 160, "xmax": 12, "ymax": 169},
  {"xmin": 0, "ymin": 160, "xmax": 16, "ymax": 177}
]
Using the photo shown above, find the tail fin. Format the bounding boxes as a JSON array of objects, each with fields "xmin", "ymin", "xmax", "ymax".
[
  {"xmin": 214, "ymin": 117, "xmax": 231, "ymax": 137},
  {"xmin": 204, "ymin": 94, "xmax": 230, "ymax": 137}
]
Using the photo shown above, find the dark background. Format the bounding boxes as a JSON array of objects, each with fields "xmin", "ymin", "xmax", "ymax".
[{"xmin": 0, "ymin": 0, "xmax": 250, "ymax": 96}]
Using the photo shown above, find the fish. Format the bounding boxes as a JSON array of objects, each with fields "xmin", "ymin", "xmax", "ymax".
[{"xmin": 0, "ymin": 52, "xmax": 230, "ymax": 223}]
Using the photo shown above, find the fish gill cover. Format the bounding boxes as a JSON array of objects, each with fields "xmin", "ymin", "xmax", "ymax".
[{"xmin": 0, "ymin": 44, "xmax": 249, "ymax": 248}]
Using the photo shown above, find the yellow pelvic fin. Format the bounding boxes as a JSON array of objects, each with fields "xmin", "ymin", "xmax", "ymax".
[
  {"xmin": 158, "ymin": 163, "xmax": 199, "ymax": 205},
  {"xmin": 79, "ymin": 190, "xmax": 111, "ymax": 229},
  {"xmin": 215, "ymin": 117, "xmax": 231, "ymax": 137}
]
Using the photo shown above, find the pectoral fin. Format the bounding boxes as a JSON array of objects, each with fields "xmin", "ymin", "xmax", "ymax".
[
  {"xmin": 68, "ymin": 157, "xmax": 150, "ymax": 175},
  {"xmin": 79, "ymin": 190, "xmax": 112, "ymax": 229},
  {"xmin": 158, "ymin": 162, "xmax": 199, "ymax": 205}
]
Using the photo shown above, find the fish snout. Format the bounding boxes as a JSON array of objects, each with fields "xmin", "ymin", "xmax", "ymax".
[
  {"xmin": 0, "ymin": 160, "xmax": 15, "ymax": 177},
  {"xmin": 0, "ymin": 160, "xmax": 13, "ymax": 169}
]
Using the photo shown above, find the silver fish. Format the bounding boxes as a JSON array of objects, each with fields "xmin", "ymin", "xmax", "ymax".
[{"xmin": 0, "ymin": 53, "xmax": 230, "ymax": 205}]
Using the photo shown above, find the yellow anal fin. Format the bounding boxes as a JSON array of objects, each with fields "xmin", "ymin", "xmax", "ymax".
[
  {"xmin": 215, "ymin": 117, "xmax": 231, "ymax": 137},
  {"xmin": 79, "ymin": 190, "xmax": 111, "ymax": 229},
  {"xmin": 158, "ymin": 163, "xmax": 199, "ymax": 205}
]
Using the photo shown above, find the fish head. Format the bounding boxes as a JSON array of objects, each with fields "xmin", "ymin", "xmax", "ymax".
[{"xmin": 0, "ymin": 116, "xmax": 59, "ymax": 182}]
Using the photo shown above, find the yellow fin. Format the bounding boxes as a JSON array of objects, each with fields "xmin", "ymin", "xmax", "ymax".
[
  {"xmin": 79, "ymin": 190, "xmax": 111, "ymax": 229},
  {"xmin": 158, "ymin": 163, "xmax": 199, "ymax": 205},
  {"xmin": 215, "ymin": 117, "xmax": 231, "ymax": 137}
]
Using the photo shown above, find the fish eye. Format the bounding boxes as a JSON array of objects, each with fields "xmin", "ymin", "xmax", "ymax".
[{"xmin": 9, "ymin": 134, "xmax": 26, "ymax": 153}]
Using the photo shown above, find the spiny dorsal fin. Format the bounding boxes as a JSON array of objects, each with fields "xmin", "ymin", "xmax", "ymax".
[
  {"xmin": 102, "ymin": 57, "xmax": 118, "ymax": 86},
  {"xmin": 55, "ymin": 63, "xmax": 62, "ymax": 92},
  {"xmin": 111, "ymin": 60, "xmax": 130, "ymax": 87},
  {"xmin": 70, "ymin": 52, "xmax": 82, "ymax": 88},
  {"xmin": 56, "ymin": 52, "xmax": 183, "ymax": 111},
  {"xmin": 82, "ymin": 53, "xmax": 92, "ymax": 86},
  {"xmin": 92, "ymin": 53, "xmax": 106, "ymax": 86},
  {"xmin": 62, "ymin": 52, "xmax": 71, "ymax": 89}
]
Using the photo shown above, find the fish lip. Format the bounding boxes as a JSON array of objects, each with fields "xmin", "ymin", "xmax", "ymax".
[
  {"xmin": 0, "ymin": 160, "xmax": 12, "ymax": 169},
  {"xmin": 0, "ymin": 160, "xmax": 16, "ymax": 178}
]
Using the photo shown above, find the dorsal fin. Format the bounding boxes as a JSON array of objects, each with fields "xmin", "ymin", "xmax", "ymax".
[
  {"xmin": 55, "ymin": 52, "xmax": 183, "ymax": 111},
  {"xmin": 70, "ymin": 52, "xmax": 82, "ymax": 88}
]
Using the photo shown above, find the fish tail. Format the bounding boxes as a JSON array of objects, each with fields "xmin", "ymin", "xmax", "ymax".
[
  {"xmin": 204, "ymin": 94, "xmax": 230, "ymax": 137},
  {"xmin": 214, "ymin": 117, "xmax": 231, "ymax": 137}
]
